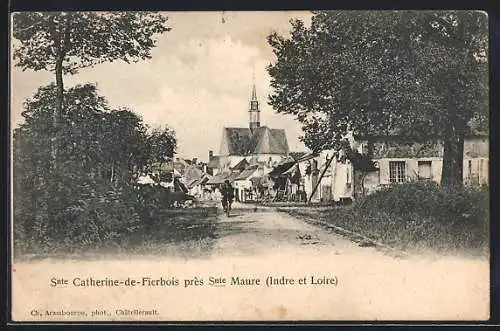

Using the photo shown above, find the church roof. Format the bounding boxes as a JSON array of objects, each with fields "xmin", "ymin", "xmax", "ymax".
[{"xmin": 220, "ymin": 126, "xmax": 289, "ymax": 156}]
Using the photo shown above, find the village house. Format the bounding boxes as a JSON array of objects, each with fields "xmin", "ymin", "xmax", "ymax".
[
  {"xmin": 294, "ymin": 151, "xmax": 336, "ymax": 203},
  {"xmin": 328, "ymin": 134, "xmax": 490, "ymax": 201},
  {"xmin": 181, "ymin": 163, "xmax": 212, "ymax": 200},
  {"xmin": 233, "ymin": 163, "xmax": 268, "ymax": 202},
  {"xmin": 142, "ymin": 156, "xmax": 213, "ymax": 198},
  {"xmin": 276, "ymin": 133, "xmax": 489, "ymax": 204},
  {"xmin": 203, "ymin": 80, "xmax": 489, "ymax": 205},
  {"xmin": 267, "ymin": 155, "xmax": 303, "ymax": 202}
]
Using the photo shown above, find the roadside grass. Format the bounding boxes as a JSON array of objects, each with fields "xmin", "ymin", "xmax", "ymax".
[
  {"xmin": 126, "ymin": 207, "xmax": 219, "ymax": 254},
  {"xmin": 14, "ymin": 207, "xmax": 220, "ymax": 261},
  {"xmin": 279, "ymin": 182, "xmax": 489, "ymax": 256}
]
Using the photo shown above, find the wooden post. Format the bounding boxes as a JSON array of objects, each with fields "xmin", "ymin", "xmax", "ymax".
[{"xmin": 308, "ymin": 155, "xmax": 334, "ymax": 203}]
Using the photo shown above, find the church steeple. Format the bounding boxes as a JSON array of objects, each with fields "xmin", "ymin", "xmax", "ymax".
[
  {"xmin": 249, "ymin": 72, "xmax": 260, "ymax": 132},
  {"xmin": 251, "ymin": 81, "xmax": 257, "ymax": 100}
]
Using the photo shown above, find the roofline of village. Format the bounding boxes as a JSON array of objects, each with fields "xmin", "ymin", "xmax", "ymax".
[{"xmin": 353, "ymin": 133, "xmax": 489, "ymax": 141}]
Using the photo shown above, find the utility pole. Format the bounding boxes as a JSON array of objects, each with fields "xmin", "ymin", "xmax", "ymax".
[{"xmin": 308, "ymin": 154, "xmax": 334, "ymax": 203}]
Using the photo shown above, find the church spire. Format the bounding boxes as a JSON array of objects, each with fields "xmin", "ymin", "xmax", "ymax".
[
  {"xmin": 251, "ymin": 70, "xmax": 257, "ymax": 101},
  {"xmin": 249, "ymin": 71, "xmax": 260, "ymax": 132}
]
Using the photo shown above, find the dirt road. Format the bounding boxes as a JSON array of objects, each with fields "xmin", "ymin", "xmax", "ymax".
[
  {"xmin": 211, "ymin": 203, "xmax": 365, "ymax": 258},
  {"xmin": 12, "ymin": 203, "xmax": 490, "ymax": 321}
]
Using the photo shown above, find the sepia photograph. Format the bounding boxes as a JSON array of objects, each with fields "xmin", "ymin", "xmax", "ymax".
[{"xmin": 10, "ymin": 10, "xmax": 489, "ymax": 322}]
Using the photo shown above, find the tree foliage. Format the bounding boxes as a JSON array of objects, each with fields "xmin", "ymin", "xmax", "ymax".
[
  {"xmin": 147, "ymin": 126, "xmax": 177, "ymax": 167},
  {"xmin": 12, "ymin": 12, "xmax": 171, "ymax": 75},
  {"xmin": 267, "ymin": 10, "xmax": 488, "ymax": 186},
  {"xmin": 12, "ymin": 12, "xmax": 176, "ymax": 255},
  {"xmin": 12, "ymin": 12, "xmax": 171, "ymax": 168},
  {"xmin": 13, "ymin": 84, "xmax": 177, "ymax": 254}
]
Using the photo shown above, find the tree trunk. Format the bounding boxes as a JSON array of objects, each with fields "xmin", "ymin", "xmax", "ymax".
[
  {"xmin": 48, "ymin": 17, "xmax": 67, "ymax": 225},
  {"xmin": 361, "ymin": 171, "xmax": 367, "ymax": 196},
  {"xmin": 52, "ymin": 13, "xmax": 71, "ymax": 172},
  {"xmin": 441, "ymin": 132, "xmax": 464, "ymax": 187},
  {"xmin": 366, "ymin": 140, "xmax": 374, "ymax": 158},
  {"xmin": 353, "ymin": 169, "xmax": 363, "ymax": 199},
  {"xmin": 110, "ymin": 161, "xmax": 115, "ymax": 183},
  {"xmin": 50, "ymin": 55, "xmax": 64, "ymax": 171}
]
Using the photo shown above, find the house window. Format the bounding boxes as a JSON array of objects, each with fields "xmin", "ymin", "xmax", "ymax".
[
  {"xmin": 389, "ymin": 161, "xmax": 406, "ymax": 183},
  {"xmin": 346, "ymin": 167, "xmax": 350, "ymax": 184},
  {"xmin": 468, "ymin": 160, "xmax": 472, "ymax": 176},
  {"xmin": 418, "ymin": 161, "xmax": 432, "ymax": 180}
]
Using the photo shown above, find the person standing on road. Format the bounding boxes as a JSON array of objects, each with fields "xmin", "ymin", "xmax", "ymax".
[{"xmin": 220, "ymin": 180, "xmax": 235, "ymax": 212}]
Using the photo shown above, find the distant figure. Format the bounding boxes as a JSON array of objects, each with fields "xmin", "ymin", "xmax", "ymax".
[{"xmin": 220, "ymin": 180, "xmax": 234, "ymax": 213}]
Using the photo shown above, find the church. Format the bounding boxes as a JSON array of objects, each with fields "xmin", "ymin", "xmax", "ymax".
[{"xmin": 207, "ymin": 80, "xmax": 290, "ymax": 179}]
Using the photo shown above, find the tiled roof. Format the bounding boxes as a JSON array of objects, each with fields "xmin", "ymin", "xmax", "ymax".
[
  {"xmin": 207, "ymin": 170, "xmax": 242, "ymax": 184},
  {"xmin": 206, "ymin": 172, "xmax": 231, "ymax": 185},
  {"xmin": 277, "ymin": 155, "xmax": 295, "ymax": 165},
  {"xmin": 186, "ymin": 176, "xmax": 210, "ymax": 189},
  {"xmin": 223, "ymin": 127, "xmax": 253, "ymax": 155},
  {"xmin": 182, "ymin": 165, "xmax": 211, "ymax": 188},
  {"xmin": 222, "ymin": 126, "xmax": 289, "ymax": 156},
  {"xmin": 232, "ymin": 158, "xmax": 249, "ymax": 171},
  {"xmin": 283, "ymin": 163, "xmax": 300, "ymax": 175},
  {"xmin": 186, "ymin": 178, "xmax": 200, "ymax": 188},
  {"xmin": 182, "ymin": 164, "xmax": 203, "ymax": 182},
  {"xmin": 268, "ymin": 161, "xmax": 296, "ymax": 177},
  {"xmin": 235, "ymin": 164, "xmax": 259, "ymax": 181}
]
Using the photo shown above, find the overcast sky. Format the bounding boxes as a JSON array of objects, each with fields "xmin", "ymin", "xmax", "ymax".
[{"xmin": 10, "ymin": 11, "xmax": 313, "ymax": 161}]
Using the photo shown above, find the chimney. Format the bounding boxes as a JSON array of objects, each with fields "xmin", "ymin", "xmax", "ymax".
[{"xmin": 192, "ymin": 157, "xmax": 198, "ymax": 165}]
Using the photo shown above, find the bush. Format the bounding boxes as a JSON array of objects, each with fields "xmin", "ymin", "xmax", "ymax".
[
  {"xmin": 287, "ymin": 182, "xmax": 489, "ymax": 254},
  {"xmin": 57, "ymin": 185, "xmax": 142, "ymax": 252},
  {"xmin": 353, "ymin": 182, "xmax": 490, "ymax": 252},
  {"xmin": 13, "ymin": 177, "xmax": 218, "ymax": 257},
  {"xmin": 12, "ymin": 84, "xmax": 180, "ymax": 258},
  {"xmin": 13, "ymin": 176, "xmax": 143, "ymax": 255}
]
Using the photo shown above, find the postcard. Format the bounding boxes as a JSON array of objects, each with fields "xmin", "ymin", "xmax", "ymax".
[{"xmin": 10, "ymin": 10, "xmax": 490, "ymax": 322}]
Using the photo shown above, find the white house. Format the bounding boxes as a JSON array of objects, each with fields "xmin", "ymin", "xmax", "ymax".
[
  {"xmin": 329, "ymin": 134, "xmax": 489, "ymax": 201},
  {"xmin": 233, "ymin": 164, "xmax": 265, "ymax": 202}
]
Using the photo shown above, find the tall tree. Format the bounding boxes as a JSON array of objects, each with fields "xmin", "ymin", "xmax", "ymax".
[
  {"xmin": 100, "ymin": 108, "xmax": 151, "ymax": 184},
  {"xmin": 146, "ymin": 126, "xmax": 177, "ymax": 180},
  {"xmin": 13, "ymin": 84, "xmax": 177, "ymax": 252},
  {"xmin": 267, "ymin": 10, "xmax": 488, "ymax": 186},
  {"xmin": 12, "ymin": 11, "xmax": 171, "ymax": 167},
  {"xmin": 412, "ymin": 11, "xmax": 488, "ymax": 186}
]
